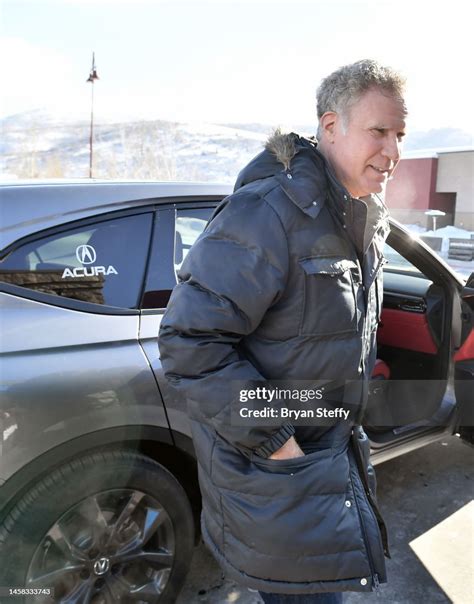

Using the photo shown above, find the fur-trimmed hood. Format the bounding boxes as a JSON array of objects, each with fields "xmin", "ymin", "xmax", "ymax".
[
  {"xmin": 234, "ymin": 130, "xmax": 321, "ymax": 192},
  {"xmin": 264, "ymin": 128, "xmax": 300, "ymax": 171}
]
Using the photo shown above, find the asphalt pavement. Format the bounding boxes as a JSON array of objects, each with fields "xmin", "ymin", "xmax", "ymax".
[{"xmin": 177, "ymin": 435, "xmax": 474, "ymax": 604}]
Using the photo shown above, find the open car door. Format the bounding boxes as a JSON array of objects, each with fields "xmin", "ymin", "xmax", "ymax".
[{"xmin": 364, "ymin": 223, "xmax": 474, "ymax": 463}]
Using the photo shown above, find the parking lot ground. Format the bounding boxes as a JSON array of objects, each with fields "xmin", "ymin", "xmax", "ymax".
[{"xmin": 177, "ymin": 436, "xmax": 474, "ymax": 604}]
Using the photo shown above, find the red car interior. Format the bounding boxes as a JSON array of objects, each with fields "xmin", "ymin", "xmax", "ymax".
[
  {"xmin": 454, "ymin": 328, "xmax": 474, "ymax": 362},
  {"xmin": 372, "ymin": 358, "xmax": 391, "ymax": 379},
  {"xmin": 377, "ymin": 308, "xmax": 438, "ymax": 355}
]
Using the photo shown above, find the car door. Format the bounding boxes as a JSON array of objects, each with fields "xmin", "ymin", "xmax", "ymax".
[
  {"xmin": 0, "ymin": 209, "xmax": 171, "ymax": 488},
  {"xmin": 138, "ymin": 202, "xmax": 217, "ymax": 447},
  {"xmin": 367, "ymin": 221, "xmax": 474, "ymax": 462}
]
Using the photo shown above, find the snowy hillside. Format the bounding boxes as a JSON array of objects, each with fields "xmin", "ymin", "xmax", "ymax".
[
  {"xmin": 1, "ymin": 110, "xmax": 472, "ymax": 182},
  {"xmin": 0, "ymin": 111, "xmax": 270, "ymax": 183}
]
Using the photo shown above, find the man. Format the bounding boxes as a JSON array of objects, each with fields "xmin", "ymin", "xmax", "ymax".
[{"xmin": 158, "ymin": 59, "xmax": 407, "ymax": 602}]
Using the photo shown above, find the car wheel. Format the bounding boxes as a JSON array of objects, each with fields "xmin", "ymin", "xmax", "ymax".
[{"xmin": 0, "ymin": 449, "xmax": 194, "ymax": 603}]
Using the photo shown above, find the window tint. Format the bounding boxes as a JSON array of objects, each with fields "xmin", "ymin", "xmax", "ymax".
[
  {"xmin": 142, "ymin": 206, "xmax": 214, "ymax": 310},
  {"xmin": 174, "ymin": 208, "xmax": 213, "ymax": 273},
  {"xmin": 0, "ymin": 213, "xmax": 153, "ymax": 309}
]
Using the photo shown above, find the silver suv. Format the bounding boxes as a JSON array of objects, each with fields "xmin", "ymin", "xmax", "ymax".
[{"xmin": 1, "ymin": 181, "xmax": 473, "ymax": 603}]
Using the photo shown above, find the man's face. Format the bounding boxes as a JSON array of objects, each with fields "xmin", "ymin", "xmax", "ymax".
[{"xmin": 324, "ymin": 88, "xmax": 407, "ymax": 198}]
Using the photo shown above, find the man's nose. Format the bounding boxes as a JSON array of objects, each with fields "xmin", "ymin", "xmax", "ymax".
[{"xmin": 382, "ymin": 135, "xmax": 401, "ymax": 163}]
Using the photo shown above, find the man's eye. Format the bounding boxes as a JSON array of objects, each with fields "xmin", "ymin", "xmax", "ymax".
[
  {"xmin": 373, "ymin": 128, "xmax": 385, "ymax": 135},
  {"xmin": 397, "ymin": 133, "xmax": 406, "ymax": 142}
]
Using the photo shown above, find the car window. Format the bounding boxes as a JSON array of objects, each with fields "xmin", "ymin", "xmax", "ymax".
[
  {"xmin": 383, "ymin": 242, "xmax": 422, "ymax": 274},
  {"xmin": 0, "ymin": 213, "xmax": 153, "ymax": 309},
  {"xmin": 174, "ymin": 208, "xmax": 213, "ymax": 273},
  {"xmin": 141, "ymin": 206, "xmax": 215, "ymax": 310}
]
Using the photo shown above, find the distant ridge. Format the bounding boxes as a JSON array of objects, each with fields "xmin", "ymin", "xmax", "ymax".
[{"xmin": 1, "ymin": 110, "xmax": 472, "ymax": 181}]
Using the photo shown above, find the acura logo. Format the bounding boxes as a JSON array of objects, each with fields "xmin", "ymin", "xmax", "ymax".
[
  {"xmin": 93, "ymin": 557, "xmax": 110, "ymax": 576},
  {"xmin": 76, "ymin": 244, "xmax": 97, "ymax": 265}
]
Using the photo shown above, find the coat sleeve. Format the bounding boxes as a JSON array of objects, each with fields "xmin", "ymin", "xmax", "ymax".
[{"xmin": 158, "ymin": 191, "xmax": 295, "ymax": 457}]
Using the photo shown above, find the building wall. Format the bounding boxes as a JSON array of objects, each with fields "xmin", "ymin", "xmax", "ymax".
[
  {"xmin": 428, "ymin": 160, "xmax": 456, "ymax": 213},
  {"xmin": 436, "ymin": 151, "xmax": 474, "ymax": 229},
  {"xmin": 385, "ymin": 158, "xmax": 433, "ymax": 211},
  {"xmin": 454, "ymin": 212, "xmax": 474, "ymax": 230},
  {"xmin": 385, "ymin": 155, "xmax": 462, "ymax": 228}
]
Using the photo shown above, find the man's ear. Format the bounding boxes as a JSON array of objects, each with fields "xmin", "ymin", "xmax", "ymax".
[{"xmin": 319, "ymin": 111, "xmax": 338, "ymax": 143}]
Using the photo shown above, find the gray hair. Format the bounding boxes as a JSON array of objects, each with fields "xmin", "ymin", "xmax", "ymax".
[{"xmin": 316, "ymin": 59, "xmax": 406, "ymax": 139}]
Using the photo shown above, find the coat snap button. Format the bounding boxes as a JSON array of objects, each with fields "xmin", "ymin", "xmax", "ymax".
[
  {"xmin": 287, "ymin": 173, "xmax": 293, "ymax": 179},
  {"xmin": 360, "ymin": 578, "xmax": 368, "ymax": 586},
  {"xmin": 345, "ymin": 500, "xmax": 351, "ymax": 508},
  {"xmin": 312, "ymin": 201, "xmax": 317, "ymax": 206}
]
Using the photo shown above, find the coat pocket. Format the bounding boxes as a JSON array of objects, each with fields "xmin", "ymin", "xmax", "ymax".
[
  {"xmin": 249, "ymin": 446, "xmax": 333, "ymax": 475},
  {"xmin": 299, "ymin": 256, "xmax": 359, "ymax": 337},
  {"xmin": 214, "ymin": 443, "xmax": 373, "ymax": 581}
]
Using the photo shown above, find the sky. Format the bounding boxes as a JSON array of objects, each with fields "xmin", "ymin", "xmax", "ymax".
[{"xmin": 1, "ymin": 0, "xmax": 473, "ymax": 135}]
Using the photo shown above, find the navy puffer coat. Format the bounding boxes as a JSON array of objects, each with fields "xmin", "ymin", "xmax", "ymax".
[{"xmin": 159, "ymin": 132, "xmax": 390, "ymax": 594}]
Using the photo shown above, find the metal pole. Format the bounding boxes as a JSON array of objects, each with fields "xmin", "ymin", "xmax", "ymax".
[
  {"xmin": 87, "ymin": 52, "xmax": 99, "ymax": 178},
  {"xmin": 89, "ymin": 80, "xmax": 94, "ymax": 178}
]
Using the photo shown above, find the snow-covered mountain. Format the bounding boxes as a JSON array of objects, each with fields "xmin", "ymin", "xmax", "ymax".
[
  {"xmin": 0, "ymin": 112, "xmax": 270, "ymax": 182},
  {"xmin": 1, "ymin": 110, "xmax": 472, "ymax": 182}
]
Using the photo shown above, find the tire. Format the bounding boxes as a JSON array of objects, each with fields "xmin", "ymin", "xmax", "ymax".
[{"xmin": 0, "ymin": 449, "xmax": 195, "ymax": 603}]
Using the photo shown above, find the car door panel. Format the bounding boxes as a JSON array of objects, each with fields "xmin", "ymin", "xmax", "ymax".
[
  {"xmin": 378, "ymin": 271, "xmax": 444, "ymax": 354},
  {"xmin": 139, "ymin": 311, "xmax": 193, "ymax": 439},
  {"xmin": 454, "ymin": 329, "xmax": 474, "ymax": 362},
  {"xmin": 366, "ymin": 231, "xmax": 456, "ymax": 440},
  {"xmin": 0, "ymin": 292, "xmax": 169, "ymax": 482},
  {"xmin": 378, "ymin": 308, "xmax": 437, "ymax": 354}
]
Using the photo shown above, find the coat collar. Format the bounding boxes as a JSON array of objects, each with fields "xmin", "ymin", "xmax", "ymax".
[{"xmin": 268, "ymin": 132, "xmax": 331, "ymax": 219}]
